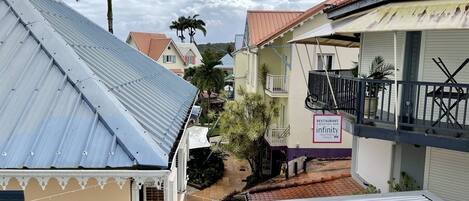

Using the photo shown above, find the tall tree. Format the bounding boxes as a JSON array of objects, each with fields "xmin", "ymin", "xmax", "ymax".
[
  {"xmin": 169, "ymin": 16, "xmax": 188, "ymax": 42},
  {"xmin": 219, "ymin": 90, "xmax": 278, "ymax": 181},
  {"xmin": 187, "ymin": 14, "xmax": 207, "ymax": 44},
  {"xmin": 76, "ymin": 0, "xmax": 114, "ymax": 33},
  {"xmin": 191, "ymin": 50, "xmax": 224, "ymax": 111}
]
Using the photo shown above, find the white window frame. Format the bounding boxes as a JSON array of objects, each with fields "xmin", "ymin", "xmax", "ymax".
[
  {"xmin": 163, "ymin": 55, "xmax": 176, "ymax": 64},
  {"xmin": 317, "ymin": 53, "xmax": 334, "ymax": 70}
]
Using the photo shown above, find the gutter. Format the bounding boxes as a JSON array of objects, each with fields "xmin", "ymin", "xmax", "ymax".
[{"xmin": 168, "ymin": 91, "xmax": 199, "ymax": 170}]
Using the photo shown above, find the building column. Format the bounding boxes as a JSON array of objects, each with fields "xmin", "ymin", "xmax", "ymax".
[{"xmin": 131, "ymin": 180, "xmax": 140, "ymax": 201}]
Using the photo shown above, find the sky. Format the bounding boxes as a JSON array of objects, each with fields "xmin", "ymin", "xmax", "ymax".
[{"xmin": 63, "ymin": 0, "xmax": 323, "ymax": 44}]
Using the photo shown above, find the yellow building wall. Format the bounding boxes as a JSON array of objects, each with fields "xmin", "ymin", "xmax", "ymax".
[
  {"xmin": 156, "ymin": 42, "xmax": 187, "ymax": 71},
  {"xmin": 6, "ymin": 178, "xmax": 131, "ymax": 201},
  {"xmin": 233, "ymin": 50, "xmax": 249, "ymax": 100}
]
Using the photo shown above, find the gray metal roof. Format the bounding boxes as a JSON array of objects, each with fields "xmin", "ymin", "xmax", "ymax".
[
  {"xmin": 0, "ymin": 0, "xmax": 197, "ymax": 169},
  {"xmin": 214, "ymin": 54, "xmax": 234, "ymax": 69}
]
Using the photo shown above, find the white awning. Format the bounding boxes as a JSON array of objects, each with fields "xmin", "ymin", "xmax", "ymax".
[
  {"xmin": 289, "ymin": 14, "xmax": 363, "ymax": 47},
  {"xmin": 187, "ymin": 126, "xmax": 211, "ymax": 149},
  {"xmin": 336, "ymin": 0, "xmax": 469, "ymax": 33}
]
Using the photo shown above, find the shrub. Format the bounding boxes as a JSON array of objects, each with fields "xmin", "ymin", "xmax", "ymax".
[{"xmin": 188, "ymin": 148, "xmax": 225, "ymax": 189}]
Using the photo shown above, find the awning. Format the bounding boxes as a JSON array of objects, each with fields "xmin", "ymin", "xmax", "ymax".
[
  {"xmin": 336, "ymin": 0, "xmax": 469, "ymax": 33},
  {"xmin": 290, "ymin": 14, "xmax": 362, "ymax": 47},
  {"xmin": 187, "ymin": 126, "xmax": 211, "ymax": 149}
]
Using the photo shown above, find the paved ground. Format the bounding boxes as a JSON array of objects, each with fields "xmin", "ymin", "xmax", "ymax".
[{"xmin": 186, "ymin": 154, "xmax": 251, "ymax": 201}]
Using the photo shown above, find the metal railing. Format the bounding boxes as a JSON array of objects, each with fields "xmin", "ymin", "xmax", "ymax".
[
  {"xmin": 266, "ymin": 74, "xmax": 288, "ymax": 93},
  {"xmin": 308, "ymin": 72, "xmax": 358, "ymax": 115},
  {"xmin": 308, "ymin": 71, "xmax": 469, "ymax": 135},
  {"xmin": 265, "ymin": 126, "xmax": 290, "ymax": 147}
]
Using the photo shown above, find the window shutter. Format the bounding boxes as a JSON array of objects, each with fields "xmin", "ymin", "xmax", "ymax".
[{"xmin": 192, "ymin": 56, "xmax": 195, "ymax": 64}]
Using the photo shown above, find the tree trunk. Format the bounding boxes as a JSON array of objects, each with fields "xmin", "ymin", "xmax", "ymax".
[
  {"xmin": 106, "ymin": 0, "xmax": 113, "ymax": 33},
  {"xmin": 206, "ymin": 90, "xmax": 211, "ymax": 112}
]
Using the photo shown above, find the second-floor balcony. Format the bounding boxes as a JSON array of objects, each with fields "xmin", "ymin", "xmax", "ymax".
[
  {"xmin": 264, "ymin": 126, "xmax": 290, "ymax": 147},
  {"xmin": 265, "ymin": 74, "xmax": 288, "ymax": 97},
  {"xmin": 308, "ymin": 71, "xmax": 469, "ymax": 152}
]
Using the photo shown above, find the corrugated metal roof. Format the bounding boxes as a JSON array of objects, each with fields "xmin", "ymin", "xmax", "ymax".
[
  {"xmin": 215, "ymin": 54, "xmax": 234, "ymax": 69},
  {"xmin": 0, "ymin": 0, "xmax": 197, "ymax": 169},
  {"xmin": 336, "ymin": 0, "xmax": 469, "ymax": 33},
  {"xmin": 247, "ymin": 10, "xmax": 303, "ymax": 47}
]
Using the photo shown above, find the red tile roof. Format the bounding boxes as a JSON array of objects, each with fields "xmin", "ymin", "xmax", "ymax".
[
  {"xmin": 246, "ymin": 160, "xmax": 363, "ymax": 201},
  {"xmin": 248, "ymin": 174, "xmax": 364, "ymax": 201},
  {"xmin": 129, "ymin": 32, "xmax": 171, "ymax": 60},
  {"xmin": 249, "ymin": 0, "xmax": 345, "ymax": 47},
  {"xmin": 247, "ymin": 10, "xmax": 303, "ymax": 47}
]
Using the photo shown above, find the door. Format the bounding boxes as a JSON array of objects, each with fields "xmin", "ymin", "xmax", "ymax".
[{"xmin": 401, "ymin": 31, "xmax": 421, "ymax": 126}]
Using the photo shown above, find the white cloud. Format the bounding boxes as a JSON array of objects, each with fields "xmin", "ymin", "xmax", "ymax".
[{"xmin": 63, "ymin": 0, "xmax": 322, "ymax": 43}]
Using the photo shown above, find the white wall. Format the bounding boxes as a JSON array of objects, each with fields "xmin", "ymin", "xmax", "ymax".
[
  {"xmin": 356, "ymin": 137, "xmax": 393, "ymax": 193},
  {"xmin": 287, "ymin": 12, "xmax": 358, "ymax": 150},
  {"xmin": 156, "ymin": 42, "xmax": 186, "ymax": 71}
]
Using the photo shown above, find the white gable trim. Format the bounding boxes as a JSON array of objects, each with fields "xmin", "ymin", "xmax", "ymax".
[
  {"xmin": 0, "ymin": 169, "xmax": 169, "ymax": 191},
  {"xmin": 8, "ymin": 0, "xmax": 168, "ymax": 166}
]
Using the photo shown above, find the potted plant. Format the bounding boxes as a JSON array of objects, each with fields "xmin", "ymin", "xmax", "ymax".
[{"xmin": 363, "ymin": 56, "xmax": 394, "ymax": 118}]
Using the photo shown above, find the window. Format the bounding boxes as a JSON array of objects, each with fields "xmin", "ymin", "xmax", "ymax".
[
  {"xmin": 317, "ymin": 54, "xmax": 334, "ymax": 70},
  {"xmin": 185, "ymin": 56, "xmax": 195, "ymax": 64},
  {"xmin": 0, "ymin": 191, "xmax": 24, "ymax": 201},
  {"xmin": 163, "ymin": 55, "xmax": 176, "ymax": 63}
]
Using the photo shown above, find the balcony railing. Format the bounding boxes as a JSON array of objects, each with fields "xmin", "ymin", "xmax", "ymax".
[
  {"xmin": 308, "ymin": 71, "xmax": 469, "ymax": 137},
  {"xmin": 265, "ymin": 126, "xmax": 290, "ymax": 147},
  {"xmin": 266, "ymin": 74, "xmax": 288, "ymax": 96}
]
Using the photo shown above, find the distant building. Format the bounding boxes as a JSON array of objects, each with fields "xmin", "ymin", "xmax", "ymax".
[
  {"xmin": 233, "ymin": 3, "xmax": 359, "ymax": 178},
  {"xmin": 126, "ymin": 32, "xmax": 187, "ymax": 76},
  {"xmin": 215, "ymin": 53, "xmax": 234, "ymax": 74},
  {"xmin": 176, "ymin": 42, "xmax": 203, "ymax": 68}
]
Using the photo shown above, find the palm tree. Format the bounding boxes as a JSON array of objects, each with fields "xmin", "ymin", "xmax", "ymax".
[
  {"xmin": 76, "ymin": 0, "xmax": 114, "ymax": 33},
  {"xmin": 187, "ymin": 14, "xmax": 207, "ymax": 44},
  {"xmin": 169, "ymin": 16, "xmax": 189, "ymax": 42},
  {"xmin": 191, "ymin": 50, "xmax": 225, "ymax": 111}
]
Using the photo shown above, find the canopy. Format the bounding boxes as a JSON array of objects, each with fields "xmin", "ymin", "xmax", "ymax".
[
  {"xmin": 187, "ymin": 126, "xmax": 211, "ymax": 149},
  {"xmin": 336, "ymin": 0, "xmax": 469, "ymax": 34},
  {"xmin": 289, "ymin": 14, "xmax": 362, "ymax": 47}
]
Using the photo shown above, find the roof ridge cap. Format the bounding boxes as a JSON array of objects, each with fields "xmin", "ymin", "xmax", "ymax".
[{"xmin": 15, "ymin": 0, "xmax": 168, "ymax": 167}]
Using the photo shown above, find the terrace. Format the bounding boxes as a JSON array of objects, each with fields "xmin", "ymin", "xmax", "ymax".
[{"xmin": 308, "ymin": 71, "xmax": 469, "ymax": 152}]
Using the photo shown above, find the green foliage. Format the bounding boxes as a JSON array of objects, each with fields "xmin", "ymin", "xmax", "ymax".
[
  {"xmin": 388, "ymin": 172, "xmax": 421, "ymax": 192},
  {"xmin": 364, "ymin": 56, "xmax": 395, "ymax": 97},
  {"xmin": 191, "ymin": 50, "xmax": 225, "ymax": 112},
  {"xmin": 188, "ymin": 148, "xmax": 225, "ymax": 189},
  {"xmin": 219, "ymin": 91, "xmax": 278, "ymax": 178},
  {"xmin": 259, "ymin": 64, "xmax": 269, "ymax": 90},
  {"xmin": 169, "ymin": 16, "xmax": 189, "ymax": 42},
  {"xmin": 183, "ymin": 67, "xmax": 196, "ymax": 81},
  {"xmin": 197, "ymin": 43, "xmax": 235, "ymax": 59},
  {"xmin": 186, "ymin": 14, "xmax": 207, "ymax": 43},
  {"xmin": 353, "ymin": 184, "xmax": 381, "ymax": 195},
  {"xmin": 365, "ymin": 56, "xmax": 394, "ymax": 80}
]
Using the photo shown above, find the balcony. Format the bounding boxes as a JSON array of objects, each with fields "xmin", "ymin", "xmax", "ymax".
[
  {"xmin": 265, "ymin": 74, "xmax": 288, "ymax": 98},
  {"xmin": 265, "ymin": 126, "xmax": 290, "ymax": 147},
  {"xmin": 308, "ymin": 71, "xmax": 469, "ymax": 152}
]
